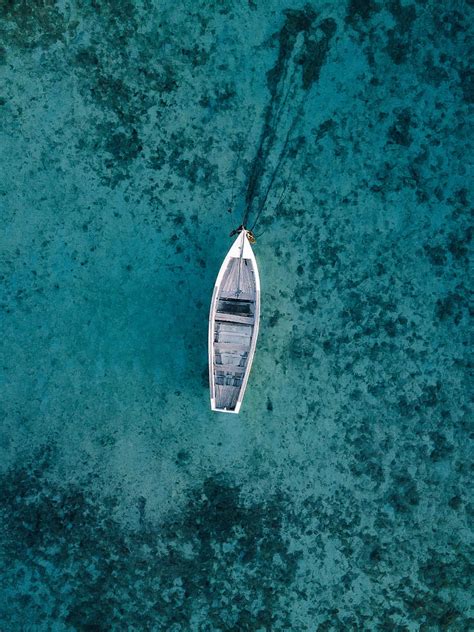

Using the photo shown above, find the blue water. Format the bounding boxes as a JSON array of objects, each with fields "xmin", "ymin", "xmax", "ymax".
[{"xmin": 1, "ymin": 1, "xmax": 472, "ymax": 629}]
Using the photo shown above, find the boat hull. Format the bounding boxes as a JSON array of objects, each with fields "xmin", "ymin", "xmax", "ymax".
[{"xmin": 208, "ymin": 231, "xmax": 260, "ymax": 413}]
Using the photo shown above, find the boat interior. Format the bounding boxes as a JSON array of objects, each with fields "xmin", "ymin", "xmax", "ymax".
[{"xmin": 212, "ymin": 257, "xmax": 257, "ymax": 411}]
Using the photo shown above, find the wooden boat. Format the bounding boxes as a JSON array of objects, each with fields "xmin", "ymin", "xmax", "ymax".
[{"xmin": 208, "ymin": 229, "xmax": 260, "ymax": 413}]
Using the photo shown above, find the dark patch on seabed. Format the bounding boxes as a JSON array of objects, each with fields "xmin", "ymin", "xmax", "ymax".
[
  {"xmin": 0, "ymin": 0, "xmax": 473, "ymax": 630},
  {"xmin": 1, "ymin": 448, "xmax": 300, "ymax": 630}
]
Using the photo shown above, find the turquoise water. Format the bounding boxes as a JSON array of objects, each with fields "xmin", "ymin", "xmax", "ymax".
[{"xmin": 1, "ymin": 1, "xmax": 472, "ymax": 629}]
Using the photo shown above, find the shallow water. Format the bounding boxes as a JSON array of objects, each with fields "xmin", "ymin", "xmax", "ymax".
[{"xmin": 1, "ymin": 1, "xmax": 472, "ymax": 629}]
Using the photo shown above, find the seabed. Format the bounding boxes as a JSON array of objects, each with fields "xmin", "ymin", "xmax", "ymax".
[{"xmin": 1, "ymin": 1, "xmax": 472, "ymax": 629}]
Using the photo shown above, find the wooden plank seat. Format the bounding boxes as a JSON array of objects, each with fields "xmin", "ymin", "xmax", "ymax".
[
  {"xmin": 219, "ymin": 291, "xmax": 255, "ymax": 301},
  {"xmin": 214, "ymin": 342, "xmax": 250, "ymax": 352},
  {"xmin": 215, "ymin": 322, "xmax": 252, "ymax": 334},
  {"xmin": 215, "ymin": 313, "xmax": 254, "ymax": 325},
  {"xmin": 214, "ymin": 363, "xmax": 246, "ymax": 374},
  {"xmin": 215, "ymin": 332, "xmax": 251, "ymax": 345}
]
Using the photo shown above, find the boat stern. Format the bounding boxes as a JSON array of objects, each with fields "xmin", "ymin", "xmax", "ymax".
[{"xmin": 210, "ymin": 398, "xmax": 241, "ymax": 414}]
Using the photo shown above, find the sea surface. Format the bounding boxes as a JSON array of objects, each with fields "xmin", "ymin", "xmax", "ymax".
[{"xmin": 0, "ymin": 1, "xmax": 472, "ymax": 630}]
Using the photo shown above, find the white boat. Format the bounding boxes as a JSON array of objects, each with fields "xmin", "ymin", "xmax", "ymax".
[{"xmin": 208, "ymin": 229, "xmax": 261, "ymax": 413}]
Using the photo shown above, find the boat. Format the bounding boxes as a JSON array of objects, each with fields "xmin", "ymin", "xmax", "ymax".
[{"xmin": 208, "ymin": 228, "xmax": 261, "ymax": 413}]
